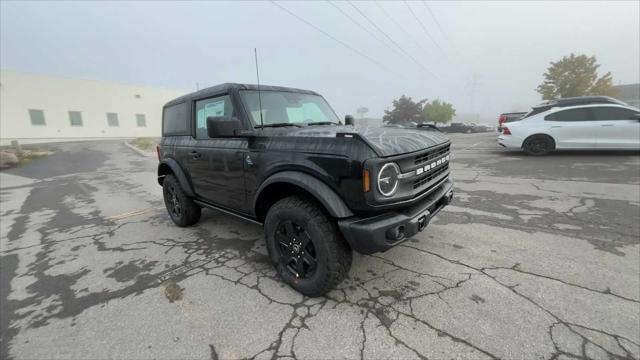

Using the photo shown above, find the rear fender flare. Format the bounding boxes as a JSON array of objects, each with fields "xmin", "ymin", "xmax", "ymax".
[{"xmin": 158, "ymin": 158, "xmax": 195, "ymax": 197}]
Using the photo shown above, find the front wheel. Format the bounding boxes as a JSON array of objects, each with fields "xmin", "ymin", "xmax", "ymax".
[
  {"xmin": 264, "ymin": 196, "xmax": 352, "ymax": 297},
  {"xmin": 523, "ymin": 135, "xmax": 554, "ymax": 156}
]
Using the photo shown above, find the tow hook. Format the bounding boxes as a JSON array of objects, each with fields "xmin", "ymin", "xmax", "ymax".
[{"xmin": 417, "ymin": 215, "xmax": 427, "ymax": 231}]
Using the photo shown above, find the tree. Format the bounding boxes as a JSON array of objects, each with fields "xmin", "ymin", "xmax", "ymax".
[
  {"xmin": 383, "ymin": 95, "xmax": 427, "ymax": 124},
  {"xmin": 356, "ymin": 107, "xmax": 369, "ymax": 119},
  {"xmin": 536, "ymin": 53, "xmax": 618, "ymax": 100},
  {"xmin": 422, "ymin": 99, "xmax": 455, "ymax": 125}
]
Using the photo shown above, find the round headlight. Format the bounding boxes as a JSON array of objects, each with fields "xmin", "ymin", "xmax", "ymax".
[{"xmin": 377, "ymin": 163, "xmax": 400, "ymax": 197}]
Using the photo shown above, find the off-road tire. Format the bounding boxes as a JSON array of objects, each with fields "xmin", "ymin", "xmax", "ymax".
[
  {"xmin": 523, "ymin": 135, "xmax": 554, "ymax": 156},
  {"xmin": 264, "ymin": 196, "xmax": 352, "ymax": 297},
  {"xmin": 162, "ymin": 174, "xmax": 201, "ymax": 227}
]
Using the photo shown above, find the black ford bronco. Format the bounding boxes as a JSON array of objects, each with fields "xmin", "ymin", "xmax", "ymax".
[{"xmin": 157, "ymin": 83, "xmax": 453, "ymax": 296}]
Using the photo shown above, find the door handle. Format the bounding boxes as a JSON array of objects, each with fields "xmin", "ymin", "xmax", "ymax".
[
  {"xmin": 600, "ymin": 124, "xmax": 614, "ymax": 127},
  {"xmin": 189, "ymin": 150, "xmax": 202, "ymax": 159}
]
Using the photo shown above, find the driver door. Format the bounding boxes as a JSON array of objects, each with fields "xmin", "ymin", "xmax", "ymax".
[
  {"xmin": 588, "ymin": 106, "xmax": 640, "ymax": 149},
  {"xmin": 185, "ymin": 94, "xmax": 248, "ymax": 211}
]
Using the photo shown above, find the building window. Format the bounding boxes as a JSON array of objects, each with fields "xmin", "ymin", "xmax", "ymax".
[
  {"xmin": 29, "ymin": 109, "xmax": 46, "ymax": 126},
  {"xmin": 107, "ymin": 112, "xmax": 119, "ymax": 127},
  {"xmin": 69, "ymin": 111, "xmax": 83, "ymax": 127},
  {"xmin": 136, "ymin": 114, "xmax": 147, "ymax": 127}
]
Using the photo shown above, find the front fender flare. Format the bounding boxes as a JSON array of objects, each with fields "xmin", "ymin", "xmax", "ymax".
[
  {"xmin": 255, "ymin": 171, "xmax": 354, "ymax": 219},
  {"xmin": 157, "ymin": 158, "xmax": 195, "ymax": 197}
]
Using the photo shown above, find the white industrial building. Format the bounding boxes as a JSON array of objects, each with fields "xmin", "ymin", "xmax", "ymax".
[{"xmin": 0, "ymin": 70, "xmax": 186, "ymax": 145}]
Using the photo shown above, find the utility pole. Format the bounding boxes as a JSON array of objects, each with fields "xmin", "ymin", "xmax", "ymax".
[
  {"xmin": 469, "ymin": 73, "xmax": 481, "ymax": 122},
  {"xmin": 469, "ymin": 73, "xmax": 477, "ymax": 115}
]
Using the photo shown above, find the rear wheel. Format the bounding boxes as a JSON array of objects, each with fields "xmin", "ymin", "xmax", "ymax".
[
  {"xmin": 163, "ymin": 174, "xmax": 201, "ymax": 227},
  {"xmin": 264, "ymin": 196, "xmax": 352, "ymax": 297},
  {"xmin": 524, "ymin": 135, "xmax": 554, "ymax": 156}
]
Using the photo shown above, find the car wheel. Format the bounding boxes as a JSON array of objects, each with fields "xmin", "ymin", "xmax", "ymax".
[
  {"xmin": 264, "ymin": 196, "xmax": 352, "ymax": 297},
  {"xmin": 162, "ymin": 174, "xmax": 201, "ymax": 227},
  {"xmin": 524, "ymin": 135, "xmax": 554, "ymax": 156}
]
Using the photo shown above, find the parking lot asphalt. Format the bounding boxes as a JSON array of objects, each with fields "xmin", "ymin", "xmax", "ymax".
[{"xmin": 1, "ymin": 133, "xmax": 639, "ymax": 360}]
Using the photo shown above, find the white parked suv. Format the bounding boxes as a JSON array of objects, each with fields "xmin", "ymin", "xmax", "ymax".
[{"xmin": 498, "ymin": 96, "xmax": 640, "ymax": 155}]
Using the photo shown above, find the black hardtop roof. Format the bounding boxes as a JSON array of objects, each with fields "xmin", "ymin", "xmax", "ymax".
[
  {"xmin": 164, "ymin": 83, "xmax": 320, "ymax": 107},
  {"xmin": 533, "ymin": 96, "xmax": 627, "ymax": 109}
]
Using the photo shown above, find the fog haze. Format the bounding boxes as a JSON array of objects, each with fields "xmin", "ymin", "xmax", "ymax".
[{"xmin": 1, "ymin": 0, "xmax": 638, "ymax": 121}]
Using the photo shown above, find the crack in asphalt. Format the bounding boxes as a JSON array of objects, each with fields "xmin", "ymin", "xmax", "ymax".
[
  {"xmin": 440, "ymin": 187, "xmax": 639, "ymax": 256},
  {"xmin": 399, "ymin": 243, "xmax": 640, "ymax": 360},
  {"xmin": 3, "ymin": 194, "xmax": 636, "ymax": 359},
  {"xmin": 482, "ymin": 264, "xmax": 640, "ymax": 304}
]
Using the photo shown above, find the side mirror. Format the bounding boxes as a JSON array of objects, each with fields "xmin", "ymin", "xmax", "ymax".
[
  {"xmin": 207, "ymin": 116, "xmax": 243, "ymax": 138},
  {"xmin": 345, "ymin": 115, "xmax": 355, "ymax": 126}
]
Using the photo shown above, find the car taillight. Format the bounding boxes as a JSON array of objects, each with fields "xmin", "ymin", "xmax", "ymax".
[
  {"xmin": 502, "ymin": 127, "xmax": 512, "ymax": 135},
  {"xmin": 156, "ymin": 145, "xmax": 161, "ymax": 161},
  {"xmin": 498, "ymin": 115, "xmax": 506, "ymax": 125}
]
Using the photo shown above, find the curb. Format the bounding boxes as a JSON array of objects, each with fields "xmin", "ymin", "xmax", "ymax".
[{"xmin": 124, "ymin": 141, "xmax": 155, "ymax": 158}]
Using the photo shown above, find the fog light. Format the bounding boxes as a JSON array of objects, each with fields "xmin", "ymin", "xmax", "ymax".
[{"xmin": 385, "ymin": 225, "xmax": 406, "ymax": 241}]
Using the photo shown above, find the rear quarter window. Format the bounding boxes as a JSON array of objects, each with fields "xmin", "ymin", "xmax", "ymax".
[{"xmin": 162, "ymin": 102, "xmax": 189, "ymax": 135}]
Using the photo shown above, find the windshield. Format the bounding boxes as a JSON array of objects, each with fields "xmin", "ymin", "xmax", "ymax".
[{"xmin": 240, "ymin": 90, "xmax": 340, "ymax": 126}]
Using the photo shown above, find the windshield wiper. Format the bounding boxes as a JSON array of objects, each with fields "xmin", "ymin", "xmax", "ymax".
[
  {"xmin": 255, "ymin": 123, "xmax": 303, "ymax": 128},
  {"xmin": 306, "ymin": 121, "xmax": 338, "ymax": 126}
]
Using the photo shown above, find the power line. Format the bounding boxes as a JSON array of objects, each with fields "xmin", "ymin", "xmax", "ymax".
[
  {"xmin": 347, "ymin": 1, "xmax": 438, "ymax": 80},
  {"xmin": 420, "ymin": 0, "xmax": 469, "ymax": 69},
  {"xmin": 403, "ymin": 0, "xmax": 446, "ymax": 57},
  {"xmin": 421, "ymin": 1, "xmax": 450, "ymax": 42},
  {"xmin": 269, "ymin": 1, "xmax": 408, "ymax": 81},
  {"xmin": 327, "ymin": 1, "xmax": 401, "ymax": 58},
  {"xmin": 373, "ymin": 2, "xmax": 433, "ymax": 59}
]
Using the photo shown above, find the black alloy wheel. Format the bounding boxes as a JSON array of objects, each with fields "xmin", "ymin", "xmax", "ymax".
[
  {"xmin": 525, "ymin": 135, "xmax": 553, "ymax": 156},
  {"xmin": 165, "ymin": 183, "xmax": 182, "ymax": 218},
  {"xmin": 264, "ymin": 196, "xmax": 352, "ymax": 296},
  {"xmin": 162, "ymin": 174, "xmax": 201, "ymax": 227},
  {"xmin": 275, "ymin": 220, "xmax": 318, "ymax": 279}
]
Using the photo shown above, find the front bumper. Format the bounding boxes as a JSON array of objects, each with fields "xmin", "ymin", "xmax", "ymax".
[{"xmin": 338, "ymin": 178, "xmax": 454, "ymax": 255}]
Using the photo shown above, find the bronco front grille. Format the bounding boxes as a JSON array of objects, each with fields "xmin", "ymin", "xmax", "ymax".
[
  {"xmin": 413, "ymin": 164, "xmax": 449, "ymax": 189},
  {"xmin": 414, "ymin": 144, "xmax": 450, "ymax": 166}
]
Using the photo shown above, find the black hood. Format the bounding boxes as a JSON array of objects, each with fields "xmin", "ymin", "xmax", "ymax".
[
  {"xmin": 353, "ymin": 126, "xmax": 449, "ymax": 157},
  {"xmin": 259, "ymin": 125, "xmax": 450, "ymax": 157}
]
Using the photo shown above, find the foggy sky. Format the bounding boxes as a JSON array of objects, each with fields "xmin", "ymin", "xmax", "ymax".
[{"xmin": 1, "ymin": 1, "xmax": 639, "ymax": 121}]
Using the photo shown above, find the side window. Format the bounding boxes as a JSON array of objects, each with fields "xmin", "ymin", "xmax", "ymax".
[
  {"xmin": 195, "ymin": 95, "xmax": 235, "ymax": 139},
  {"xmin": 590, "ymin": 107, "xmax": 638, "ymax": 120},
  {"xmin": 107, "ymin": 112, "xmax": 119, "ymax": 127},
  {"xmin": 545, "ymin": 108, "xmax": 591, "ymax": 122},
  {"xmin": 162, "ymin": 102, "xmax": 189, "ymax": 135}
]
